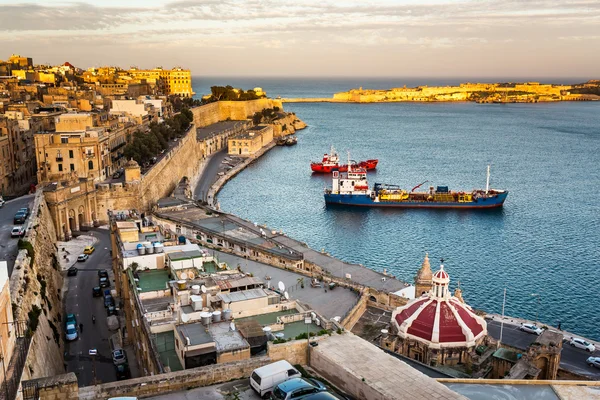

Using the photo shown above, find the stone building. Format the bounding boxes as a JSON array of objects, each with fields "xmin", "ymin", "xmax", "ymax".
[
  {"xmin": 227, "ymin": 125, "xmax": 273, "ymax": 156},
  {"xmin": 384, "ymin": 259, "xmax": 487, "ymax": 366},
  {"xmin": 128, "ymin": 67, "xmax": 194, "ymax": 97},
  {"xmin": 0, "ymin": 113, "xmax": 37, "ymax": 196}
]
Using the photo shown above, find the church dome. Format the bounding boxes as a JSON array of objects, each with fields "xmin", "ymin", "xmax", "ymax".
[{"xmin": 391, "ymin": 265, "xmax": 486, "ymax": 349}]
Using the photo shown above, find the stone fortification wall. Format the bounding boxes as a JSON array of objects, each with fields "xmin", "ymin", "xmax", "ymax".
[
  {"xmin": 11, "ymin": 192, "xmax": 66, "ymax": 383},
  {"xmin": 139, "ymin": 124, "xmax": 205, "ymax": 210},
  {"xmin": 191, "ymin": 99, "xmax": 284, "ymax": 127},
  {"xmin": 341, "ymin": 294, "xmax": 368, "ymax": 331}
]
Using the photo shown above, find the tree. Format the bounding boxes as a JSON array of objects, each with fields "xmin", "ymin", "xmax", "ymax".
[{"xmin": 252, "ymin": 112, "xmax": 262, "ymax": 125}]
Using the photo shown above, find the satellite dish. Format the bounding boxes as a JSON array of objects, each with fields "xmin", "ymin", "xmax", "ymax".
[
  {"xmin": 230, "ymin": 322, "xmax": 236, "ymax": 331},
  {"xmin": 181, "ymin": 313, "xmax": 190, "ymax": 323},
  {"xmin": 278, "ymin": 281, "xmax": 285, "ymax": 291},
  {"xmin": 201, "ymin": 285, "xmax": 207, "ymax": 293},
  {"xmin": 284, "ymin": 291, "xmax": 290, "ymax": 300},
  {"xmin": 180, "ymin": 272, "xmax": 188, "ymax": 280}
]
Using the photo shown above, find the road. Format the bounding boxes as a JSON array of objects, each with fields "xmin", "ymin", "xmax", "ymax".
[
  {"xmin": 487, "ymin": 320, "xmax": 600, "ymax": 379},
  {"xmin": 0, "ymin": 194, "xmax": 35, "ymax": 275},
  {"xmin": 64, "ymin": 228, "xmax": 119, "ymax": 386},
  {"xmin": 193, "ymin": 149, "xmax": 229, "ymax": 203}
]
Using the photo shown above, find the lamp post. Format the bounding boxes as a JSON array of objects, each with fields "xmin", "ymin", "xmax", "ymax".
[
  {"xmin": 531, "ymin": 293, "xmax": 541, "ymax": 325},
  {"xmin": 498, "ymin": 288, "xmax": 506, "ymax": 349}
]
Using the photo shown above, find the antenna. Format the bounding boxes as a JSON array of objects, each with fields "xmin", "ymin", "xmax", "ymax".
[
  {"xmin": 485, "ymin": 165, "xmax": 490, "ymax": 195},
  {"xmin": 278, "ymin": 281, "xmax": 285, "ymax": 292}
]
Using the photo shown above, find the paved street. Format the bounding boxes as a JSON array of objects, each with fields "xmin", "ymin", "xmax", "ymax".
[
  {"xmin": 487, "ymin": 320, "xmax": 600, "ymax": 379},
  {"xmin": 194, "ymin": 149, "xmax": 229, "ymax": 203},
  {"xmin": 63, "ymin": 228, "xmax": 124, "ymax": 386},
  {"xmin": 0, "ymin": 194, "xmax": 35, "ymax": 274}
]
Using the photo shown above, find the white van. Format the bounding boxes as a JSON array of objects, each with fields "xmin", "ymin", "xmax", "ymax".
[{"xmin": 250, "ymin": 360, "xmax": 301, "ymax": 398}]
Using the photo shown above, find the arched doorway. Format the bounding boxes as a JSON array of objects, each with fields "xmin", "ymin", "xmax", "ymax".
[
  {"xmin": 68, "ymin": 209, "xmax": 76, "ymax": 232},
  {"xmin": 78, "ymin": 205, "xmax": 85, "ymax": 228}
]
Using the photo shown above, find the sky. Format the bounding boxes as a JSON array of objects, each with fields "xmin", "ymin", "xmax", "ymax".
[{"xmin": 1, "ymin": 0, "xmax": 599, "ymax": 78}]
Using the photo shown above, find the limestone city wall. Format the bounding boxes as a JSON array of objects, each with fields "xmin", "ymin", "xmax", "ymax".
[{"xmin": 11, "ymin": 191, "xmax": 66, "ymax": 385}]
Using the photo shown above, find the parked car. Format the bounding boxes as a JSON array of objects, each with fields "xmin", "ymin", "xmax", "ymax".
[
  {"xmin": 104, "ymin": 291, "xmax": 115, "ymax": 308},
  {"xmin": 570, "ymin": 337, "xmax": 596, "ymax": 352},
  {"xmin": 112, "ymin": 349, "xmax": 127, "ymax": 365},
  {"xmin": 250, "ymin": 360, "xmax": 302, "ymax": 398},
  {"xmin": 150, "ymin": 156, "xmax": 157, "ymax": 164},
  {"xmin": 11, "ymin": 226, "xmax": 26, "ymax": 238},
  {"xmin": 65, "ymin": 314, "xmax": 78, "ymax": 341},
  {"xmin": 98, "ymin": 269, "xmax": 109, "ymax": 278},
  {"xmin": 67, "ymin": 266, "xmax": 78, "ymax": 276},
  {"xmin": 302, "ymin": 393, "xmax": 345, "ymax": 400},
  {"xmin": 77, "ymin": 254, "xmax": 89, "ymax": 262},
  {"xmin": 92, "ymin": 286, "xmax": 102, "ymax": 297},
  {"xmin": 115, "ymin": 363, "xmax": 131, "ymax": 381},
  {"xmin": 107, "ymin": 305, "xmax": 117, "ymax": 316},
  {"xmin": 587, "ymin": 357, "xmax": 600, "ymax": 368},
  {"xmin": 99, "ymin": 276, "xmax": 110, "ymax": 288},
  {"xmin": 83, "ymin": 246, "xmax": 95, "ymax": 254},
  {"xmin": 19, "ymin": 207, "xmax": 31, "ymax": 216},
  {"xmin": 0, "ymin": 197, "xmax": 5, "ymax": 207},
  {"xmin": 519, "ymin": 323, "xmax": 543, "ymax": 335},
  {"xmin": 13, "ymin": 211, "xmax": 26, "ymax": 224},
  {"xmin": 271, "ymin": 378, "xmax": 326, "ymax": 400},
  {"xmin": 112, "ymin": 169, "xmax": 124, "ymax": 179}
]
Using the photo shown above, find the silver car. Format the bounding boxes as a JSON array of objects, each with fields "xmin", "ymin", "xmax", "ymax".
[
  {"xmin": 587, "ymin": 357, "xmax": 600, "ymax": 368},
  {"xmin": 520, "ymin": 323, "xmax": 543, "ymax": 335}
]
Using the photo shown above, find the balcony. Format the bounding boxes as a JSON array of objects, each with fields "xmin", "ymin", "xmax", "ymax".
[{"xmin": 55, "ymin": 157, "xmax": 63, "ymax": 162}]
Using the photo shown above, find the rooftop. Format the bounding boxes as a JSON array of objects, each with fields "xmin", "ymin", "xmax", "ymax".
[
  {"xmin": 197, "ymin": 120, "xmax": 243, "ymax": 141},
  {"xmin": 135, "ymin": 269, "xmax": 171, "ymax": 293},
  {"xmin": 217, "ymin": 288, "xmax": 273, "ymax": 304},
  {"xmin": 167, "ymin": 250, "xmax": 203, "ymax": 261},
  {"xmin": 154, "ymin": 331, "xmax": 183, "ymax": 372},
  {"xmin": 208, "ymin": 321, "xmax": 249, "ymax": 353},
  {"xmin": 176, "ymin": 323, "xmax": 214, "ymax": 347},
  {"xmin": 492, "ymin": 348, "xmax": 521, "ymax": 363}
]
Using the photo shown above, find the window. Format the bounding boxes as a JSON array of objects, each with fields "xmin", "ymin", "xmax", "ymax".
[
  {"xmin": 69, "ymin": 150, "xmax": 74, "ymax": 158},
  {"xmin": 70, "ymin": 164, "xmax": 75, "ymax": 171},
  {"xmin": 58, "ymin": 164, "xmax": 63, "ymax": 172},
  {"xmin": 61, "ymin": 137, "xmax": 68, "ymax": 144},
  {"xmin": 88, "ymin": 160, "xmax": 93, "ymax": 170}
]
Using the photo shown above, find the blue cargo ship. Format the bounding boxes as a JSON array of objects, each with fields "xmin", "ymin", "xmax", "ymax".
[{"xmin": 324, "ymin": 165, "xmax": 508, "ymax": 209}]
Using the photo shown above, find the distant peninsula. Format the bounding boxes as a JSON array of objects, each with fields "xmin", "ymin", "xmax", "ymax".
[{"xmin": 283, "ymin": 80, "xmax": 600, "ymax": 103}]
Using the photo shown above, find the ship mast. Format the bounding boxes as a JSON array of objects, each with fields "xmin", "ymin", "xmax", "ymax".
[
  {"xmin": 485, "ymin": 165, "xmax": 490, "ymax": 195},
  {"xmin": 347, "ymin": 151, "xmax": 351, "ymax": 173}
]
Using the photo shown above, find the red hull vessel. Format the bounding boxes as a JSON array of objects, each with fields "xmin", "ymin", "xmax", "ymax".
[{"xmin": 311, "ymin": 146, "xmax": 378, "ymax": 173}]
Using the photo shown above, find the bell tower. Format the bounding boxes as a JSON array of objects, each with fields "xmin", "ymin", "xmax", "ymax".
[{"xmin": 415, "ymin": 253, "xmax": 433, "ymax": 297}]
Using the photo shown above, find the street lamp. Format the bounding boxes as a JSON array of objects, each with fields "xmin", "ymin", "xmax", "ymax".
[
  {"xmin": 498, "ymin": 288, "xmax": 507, "ymax": 349},
  {"xmin": 531, "ymin": 293, "xmax": 541, "ymax": 326}
]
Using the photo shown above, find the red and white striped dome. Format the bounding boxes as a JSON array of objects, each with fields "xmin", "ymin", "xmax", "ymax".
[
  {"xmin": 432, "ymin": 265, "xmax": 449, "ymax": 283},
  {"xmin": 391, "ymin": 265, "xmax": 487, "ymax": 348}
]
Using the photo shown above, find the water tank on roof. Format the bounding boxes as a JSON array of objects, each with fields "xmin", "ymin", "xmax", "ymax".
[
  {"xmin": 177, "ymin": 280, "xmax": 186, "ymax": 290},
  {"xmin": 200, "ymin": 312, "xmax": 212, "ymax": 326},
  {"xmin": 190, "ymin": 295, "xmax": 203, "ymax": 311},
  {"xmin": 137, "ymin": 244, "xmax": 146, "ymax": 255},
  {"xmin": 178, "ymin": 236, "xmax": 186, "ymax": 244},
  {"xmin": 223, "ymin": 309, "xmax": 232, "ymax": 321},
  {"xmin": 146, "ymin": 244, "xmax": 154, "ymax": 254},
  {"xmin": 153, "ymin": 242, "xmax": 164, "ymax": 253},
  {"xmin": 191, "ymin": 285, "xmax": 200, "ymax": 295},
  {"xmin": 212, "ymin": 311, "xmax": 222, "ymax": 323}
]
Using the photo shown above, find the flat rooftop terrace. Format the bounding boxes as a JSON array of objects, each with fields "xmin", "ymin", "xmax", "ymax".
[
  {"xmin": 155, "ymin": 209, "xmax": 301, "ymax": 259},
  {"xmin": 154, "ymin": 331, "xmax": 183, "ymax": 372},
  {"xmin": 136, "ymin": 269, "xmax": 171, "ymax": 293},
  {"xmin": 197, "ymin": 121, "xmax": 245, "ymax": 141}
]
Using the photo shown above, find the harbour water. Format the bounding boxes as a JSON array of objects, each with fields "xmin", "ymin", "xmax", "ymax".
[{"xmin": 193, "ymin": 78, "xmax": 600, "ymax": 340}]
